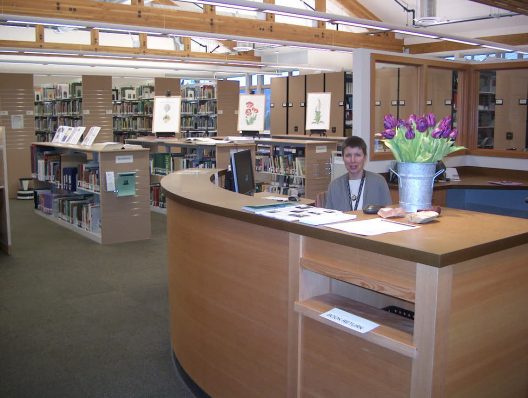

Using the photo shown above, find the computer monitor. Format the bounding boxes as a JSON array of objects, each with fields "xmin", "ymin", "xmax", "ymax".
[{"xmin": 230, "ymin": 149, "xmax": 255, "ymax": 196}]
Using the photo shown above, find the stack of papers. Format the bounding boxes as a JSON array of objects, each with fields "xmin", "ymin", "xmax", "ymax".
[
  {"xmin": 327, "ymin": 218, "xmax": 419, "ymax": 236},
  {"xmin": 243, "ymin": 203, "xmax": 356, "ymax": 225}
]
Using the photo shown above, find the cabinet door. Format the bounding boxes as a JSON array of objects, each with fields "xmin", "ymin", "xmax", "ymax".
[
  {"xmin": 374, "ymin": 68, "xmax": 398, "ymax": 144},
  {"xmin": 217, "ymin": 80, "xmax": 239, "ymax": 136},
  {"xmin": 425, "ymin": 68, "xmax": 453, "ymax": 122},
  {"xmin": 288, "ymin": 75, "xmax": 306, "ymax": 135},
  {"xmin": 270, "ymin": 77, "xmax": 288, "ymax": 134},
  {"xmin": 397, "ymin": 66, "xmax": 420, "ymax": 120},
  {"xmin": 325, "ymin": 71, "xmax": 345, "ymax": 137},
  {"xmin": 306, "ymin": 73, "xmax": 324, "ymax": 93},
  {"xmin": 494, "ymin": 69, "xmax": 528, "ymax": 150}
]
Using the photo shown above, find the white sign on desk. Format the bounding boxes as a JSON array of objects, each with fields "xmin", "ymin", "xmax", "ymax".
[{"xmin": 321, "ymin": 308, "xmax": 379, "ymax": 334}]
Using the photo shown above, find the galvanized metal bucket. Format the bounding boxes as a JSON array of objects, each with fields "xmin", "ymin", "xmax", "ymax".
[{"xmin": 389, "ymin": 162, "xmax": 445, "ymax": 212}]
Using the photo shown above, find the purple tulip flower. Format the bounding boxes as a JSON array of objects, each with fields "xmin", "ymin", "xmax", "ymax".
[
  {"xmin": 449, "ymin": 128, "xmax": 458, "ymax": 140},
  {"xmin": 426, "ymin": 113, "xmax": 436, "ymax": 128},
  {"xmin": 408, "ymin": 114, "xmax": 418, "ymax": 124},
  {"xmin": 383, "ymin": 114, "xmax": 397, "ymax": 130},
  {"xmin": 439, "ymin": 116, "xmax": 452, "ymax": 129},
  {"xmin": 431, "ymin": 128, "xmax": 443, "ymax": 139},
  {"xmin": 416, "ymin": 117, "xmax": 428, "ymax": 132},
  {"xmin": 405, "ymin": 127, "xmax": 415, "ymax": 140},
  {"xmin": 382, "ymin": 128, "xmax": 396, "ymax": 139}
]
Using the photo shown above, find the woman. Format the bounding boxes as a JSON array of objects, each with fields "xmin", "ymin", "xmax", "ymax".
[{"xmin": 325, "ymin": 136, "xmax": 392, "ymax": 211}]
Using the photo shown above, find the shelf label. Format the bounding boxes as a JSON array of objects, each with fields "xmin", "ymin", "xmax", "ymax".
[
  {"xmin": 83, "ymin": 109, "xmax": 90, "ymax": 115},
  {"xmin": 26, "ymin": 110, "xmax": 34, "ymax": 116},
  {"xmin": 320, "ymin": 308, "xmax": 379, "ymax": 334},
  {"xmin": 106, "ymin": 109, "xmax": 113, "ymax": 115},
  {"xmin": 116, "ymin": 155, "xmax": 133, "ymax": 164},
  {"xmin": 315, "ymin": 145, "xmax": 327, "ymax": 154},
  {"xmin": 0, "ymin": 111, "xmax": 8, "ymax": 116}
]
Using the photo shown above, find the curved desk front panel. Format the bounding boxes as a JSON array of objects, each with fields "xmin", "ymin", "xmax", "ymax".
[{"xmin": 162, "ymin": 169, "xmax": 528, "ymax": 398}]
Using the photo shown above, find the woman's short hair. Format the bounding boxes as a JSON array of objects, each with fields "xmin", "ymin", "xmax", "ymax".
[{"xmin": 343, "ymin": 136, "xmax": 367, "ymax": 156}]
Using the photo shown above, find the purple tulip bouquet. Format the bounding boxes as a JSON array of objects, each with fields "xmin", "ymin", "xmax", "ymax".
[{"xmin": 378, "ymin": 113, "xmax": 465, "ymax": 163}]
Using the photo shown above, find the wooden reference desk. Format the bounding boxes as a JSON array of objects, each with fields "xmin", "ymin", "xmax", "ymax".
[{"xmin": 161, "ymin": 169, "xmax": 528, "ymax": 398}]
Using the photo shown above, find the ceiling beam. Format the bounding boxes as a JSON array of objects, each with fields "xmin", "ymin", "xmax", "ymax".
[
  {"xmin": 470, "ymin": 0, "xmax": 528, "ymax": 15},
  {"xmin": 406, "ymin": 33, "xmax": 528, "ymax": 54},
  {"xmin": 335, "ymin": 0, "xmax": 381, "ymax": 21},
  {"xmin": 0, "ymin": 0, "xmax": 403, "ymax": 52}
]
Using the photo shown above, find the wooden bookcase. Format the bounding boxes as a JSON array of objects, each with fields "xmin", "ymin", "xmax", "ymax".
[
  {"xmin": 30, "ymin": 141, "xmax": 150, "ymax": 244},
  {"xmin": 125, "ymin": 136, "xmax": 255, "ymax": 212},
  {"xmin": 254, "ymin": 138, "xmax": 336, "ymax": 200},
  {"xmin": 0, "ymin": 127, "xmax": 11, "ymax": 254}
]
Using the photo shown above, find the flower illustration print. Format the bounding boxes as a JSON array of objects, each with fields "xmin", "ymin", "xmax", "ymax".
[
  {"xmin": 312, "ymin": 98, "xmax": 323, "ymax": 125},
  {"xmin": 245, "ymin": 101, "xmax": 258, "ymax": 125}
]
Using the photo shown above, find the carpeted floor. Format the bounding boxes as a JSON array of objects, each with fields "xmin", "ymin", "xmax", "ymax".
[{"xmin": 0, "ymin": 200, "xmax": 197, "ymax": 398}]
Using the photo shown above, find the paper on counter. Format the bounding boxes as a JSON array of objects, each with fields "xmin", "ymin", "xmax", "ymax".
[{"xmin": 326, "ymin": 217, "xmax": 419, "ymax": 236}]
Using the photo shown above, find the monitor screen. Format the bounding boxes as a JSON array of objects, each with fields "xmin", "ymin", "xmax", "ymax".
[{"xmin": 230, "ymin": 149, "xmax": 255, "ymax": 196}]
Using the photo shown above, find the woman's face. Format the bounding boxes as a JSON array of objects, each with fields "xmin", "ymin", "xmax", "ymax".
[{"xmin": 343, "ymin": 146, "xmax": 366, "ymax": 179}]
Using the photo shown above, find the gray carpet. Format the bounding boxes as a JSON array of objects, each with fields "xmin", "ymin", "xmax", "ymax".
[{"xmin": 0, "ymin": 200, "xmax": 197, "ymax": 398}]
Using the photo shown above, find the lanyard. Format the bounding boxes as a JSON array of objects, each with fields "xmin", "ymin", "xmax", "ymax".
[{"xmin": 346, "ymin": 171, "xmax": 365, "ymax": 211}]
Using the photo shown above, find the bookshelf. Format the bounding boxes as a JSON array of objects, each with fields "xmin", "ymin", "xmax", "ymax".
[
  {"xmin": 181, "ymin": 82, "xmax": 217, "ymax": 137},
  {"xmin": 34, "ymin": 82, "xmax": 83, "ymax": 142},
  {"xmin": 254, "ymin": 138, "xmax": 336, "ymax": 200},
  {"xmin": 477, "ymin": 71, "xmax": 496, "ymax": 149},
  {"xmin": 180, "ymin": 80, "xmax": 239, "ymax": 138},
  {"xmin": 112, "ymin": 84, "xmax": 155, "ymax": 143},
  {"xmin": 0, "ymin": 127, "xmax": 11, "ymax": 254},
  {"xmin": 30, "ymin": 141, "xmax": 150, "ymax": 244},
  {"xmin": 125, "ymin": 136, "xmax": 255, "ymax": 212}
]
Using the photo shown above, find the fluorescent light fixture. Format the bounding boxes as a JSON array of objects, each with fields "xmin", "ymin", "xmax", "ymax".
[
  {"xmin": 136, "ymin": 57, "xmax": 180, "ymax": 62},
  {"xmin": 262, "ymin": 9, "xmax": 330, "ymax": 22},
  {"xmin": 95, "ymin": 27, "xmax": 163, "ymax": 35},
  {"xmin": 176, "ymin": 0, "xmax": 258, "ymax": 11},
  {"xmin": 201, "ymin": 1, "xmax": 258, "ymax": 11},
  {"xmin": 0, "ymin": 50, "xmax": 18, "ymax": 53},
  {"xmin": 88, "ymin": 54, "xmax": 134, "ymax": 59},
  {"xmin": 23, "ymin": 51, "xmax": 79, "ymax": 56},
  {"xmin": 440, "ymin": 37, "xmax": 479, "ymax": 46},
  {"xmin": 392, "ymin": 29, "xmax": 438, "ymax": 39},
  {"xmin": 331, "ymin": 20, "xmax": 389, "ymax": 31},
  {"xmin": 482, "ymin": 44, "xmax": 513, "ymax": 52},
  {"xmin": 6, "ymin": 20, "xmax": 86, "ymax": 29}
]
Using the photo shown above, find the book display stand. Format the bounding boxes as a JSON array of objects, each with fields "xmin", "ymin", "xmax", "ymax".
[{"xmin": 30, "ymin": 141, "xmax": 150, "ymax": 244}]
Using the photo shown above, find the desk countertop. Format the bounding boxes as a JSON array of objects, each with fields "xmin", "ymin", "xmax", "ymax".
[{"xmin": 161, "ymin": 168, "xmax": 528, "ymax": 268}]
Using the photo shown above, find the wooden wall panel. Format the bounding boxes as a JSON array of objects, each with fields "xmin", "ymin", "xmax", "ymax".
[
  {"xmin": 300, "ymin": 317, "xmax": 412, "ymax": 397},
  {"xmin": 98, "ymin": 149, "xmax": 151, "ymax": 244},
  {"xmin": 82, "ymin": 75, "xmax": 113, "ymax": 143},
  {"xmin": 306, "ymin": 73, "xmax": 324, "ymax": 94},
  {"xmin": 445, "ymin": 244, "xmax": 528, "ymax": 397},
  {"xmin": 217, "ymin": 80, "xmax": 239, "ymax": 136},
  {"xmin": 154, "ymin": 77, "xmax": 181, "ymax": 97},
  {"xmin": 270, "ymin": 77, "xmax": 288, "ymax": 134},
  {"xmin": 167, "ymin": 200, "xmax": 295, "ymax": 398},
  {"xmin": 0, "ymin": 73, "xmax": 34, "ymax": 198},
  {"xmin": 287, "ymin": 75, "xmax": 306, "ymax": 135}
]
